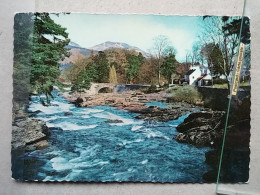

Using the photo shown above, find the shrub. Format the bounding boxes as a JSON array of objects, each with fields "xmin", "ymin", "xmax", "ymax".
[{"xmin": 169, "ymin": 85, "xmax": 202, "ymax": 104}]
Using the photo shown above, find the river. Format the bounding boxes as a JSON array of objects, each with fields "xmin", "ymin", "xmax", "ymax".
[{"xmin": 19, "ymin": 90, "xmax": 211, "ymax": 182}]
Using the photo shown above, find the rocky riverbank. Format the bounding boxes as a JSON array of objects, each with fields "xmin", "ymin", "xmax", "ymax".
[
  {"xmin": 12, "ymin": 115, "xmax": 50, "ymax": 153},
  {"xmin": 173, "ymin": 95, "xmax": 250, "ymax": 182},
  {"xmin": 174, "ymin": 111, "xmax": 226, "ymax": 147}
]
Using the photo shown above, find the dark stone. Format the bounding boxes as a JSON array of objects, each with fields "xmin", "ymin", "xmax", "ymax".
[
  {"xmin": 74, "ymin": 97, "xmax": 84, "ymax": 107},
  {"xmin": 174, "ymin": 111, "xmax": 225, "ymax": 147},
  {"xmin": 105, "ymin": 119, "xmax": 123, "ymax": 123},
  {"xmin": 64, "ymin": 111, "xmax": 73, "ymax": 116}
]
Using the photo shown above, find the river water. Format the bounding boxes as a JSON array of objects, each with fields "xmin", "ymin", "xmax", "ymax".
[{"xmin": 20, "ymin": 91, "xmax": 211, "ymax": 182}]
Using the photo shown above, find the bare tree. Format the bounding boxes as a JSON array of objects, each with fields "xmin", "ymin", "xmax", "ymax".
[
  {"xmin": 187, "ymin": 41, "xmax": 204, "ymax": 66},
  {"xmin": 151, "ymin": 35, "xmax": 171, "ymax": 85},
  {"xmin": 199, "ymin": 16, "xmax": 241, "ymax": 91}
]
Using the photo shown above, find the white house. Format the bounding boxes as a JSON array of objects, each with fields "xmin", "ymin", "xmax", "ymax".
[
  {"xmin": 184, "ymin": 64, "xmax": 212, "ymax": 86},
  {"xmin": 184, "ymin": 65, "xmax": 202, "ymax": 85}
]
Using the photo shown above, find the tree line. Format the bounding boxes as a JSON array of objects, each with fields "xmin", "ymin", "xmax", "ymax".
[{"xmin": 63, "ymin": 41, "xmax": 179, "ymax": 93}]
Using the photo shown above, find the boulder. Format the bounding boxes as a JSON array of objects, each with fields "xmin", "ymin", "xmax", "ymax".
[
  {"xmin": 174, "ymin": 111, "xmax": 225, "ymax": 147},
  {"xmin": 74, "ymin": 97, "xmax": 84, "ymax": 107},
  {"xmin": 64, "ymin": 111, "xmax": 73, "ymax": 116},
  {"xmin": 12, "ymin": 117, "xmax": 50, "ymax": 152}
]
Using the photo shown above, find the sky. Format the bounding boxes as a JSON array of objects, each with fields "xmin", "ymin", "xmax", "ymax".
[{"xmin": 51, "ymin": 14, "xmax": 203, "ymax": 62}]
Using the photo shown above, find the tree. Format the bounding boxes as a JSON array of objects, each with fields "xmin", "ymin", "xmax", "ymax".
[
  {"xmin": 13, "ymin": 13, "xmax": 70, "ymax": 107},
  {"xmin": 30, "ymin": 13, "xmax": 70, "ymax": 105},
  {"xmin": 109, "ymin": 65, "xmax": 118, "ymax": 83},
  {"xmin": 126, "ymin": 52, "xmax": 144, "ymax": 83},
  {"xmin": 161, "ymin": 51, "xmax": 177, "ymax": 84},
  {"xmin": 93, "ymin": 51, "xmax": 110, "ymax": 83},
  {"xmin": 200, "ymin": 16, "xmax": 250, "ymax": 91},
  {"xmin": 187, "ymin": 41, "xmax": 203, "ymax": 66},
  {"xmin": 151, "ymin": 35, "xmax": 171, "ymax": 85},
  {"xmin": 71, "ymin": 62, "xmax": 98, "ymax": 92},
  {"xmin": 136, "ymin": 57, "xmax": 157, "ymax": 85}
]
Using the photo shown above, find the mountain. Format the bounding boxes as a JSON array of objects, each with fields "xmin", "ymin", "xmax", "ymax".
[
  {"xmin": 60, "ymin": 42, "xmax": 98, "ymax": 70},
  {"xmin": 60, "ymin": 41, "xmax": 149, "ymax": 70},
  {"xmin": 67, "ymin": 41, "xmax": 82, "ymax": 48},
  {"xmin": 90, "ymin": 41, "xmax": 149, "ymax": 58}
]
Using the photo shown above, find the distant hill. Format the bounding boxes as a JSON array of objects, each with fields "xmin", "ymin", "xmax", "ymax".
[
  {"xmin": 60, "ymin": 42, "xmax": 98, "ymax": 70},
  {"xmin": 90, "ymin": 41, "xmax": 149, "ymax": 58},
  {"xmin": 66, "ymin": 41, "xmax": 82, "ymax": 48},
  {"xmin": 60, "ymin": 41, "xmax": 149, "ymax": 70}
]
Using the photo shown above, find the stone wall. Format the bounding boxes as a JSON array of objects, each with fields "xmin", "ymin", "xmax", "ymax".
[{"xmin": 197, "ymin": 86, "xmax": 250, "ymax": 111}]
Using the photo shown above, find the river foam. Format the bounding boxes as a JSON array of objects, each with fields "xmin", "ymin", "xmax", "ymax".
[{"xmin": 20, "ymin": 90, "xmax": 211, "ymax": 182}]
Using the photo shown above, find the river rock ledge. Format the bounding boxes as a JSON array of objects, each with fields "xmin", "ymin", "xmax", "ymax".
[
  {"xmin": 12, "ymin": 117, "xmax": 50, "ymax": 152},
  {"xmin": 134, "ymin": 106, "xmax": 192, "ymax": 122},
  {"xmin": 174, "ymin": 111, "xmax": 226, "ymax": 147}
]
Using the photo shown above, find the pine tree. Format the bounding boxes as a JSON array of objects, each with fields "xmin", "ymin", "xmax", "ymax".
[
  {"xmin": 126, "ymin": 53, "xmax": 144, "ymax": 84},
  {"xmin": 30, "ymin": 13, "xmax": 70, "ymax": 105},
  {"xmin": 93, "ymin": 51, "xmax": 110, "ymax": 83},
  {"xmin": 71, "ymin": 62, "xmax": 98, "ymax": 92},
  {"xmin": 161, "ymin": 52, "xmax": 177, "ymax": 84}
]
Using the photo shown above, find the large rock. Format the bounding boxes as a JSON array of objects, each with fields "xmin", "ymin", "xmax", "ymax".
[
  {"xmin": 12, "ymin": 117, "xmax": 50, "ymax": 152},
  {"xmin": 174, "ymin": 111, "xmax": 225, "ymax": 147}
]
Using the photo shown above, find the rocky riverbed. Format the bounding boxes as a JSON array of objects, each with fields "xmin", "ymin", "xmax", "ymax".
[
  {"xmin": 12, "ymin": 114, "xmax": 50, "ymax": 153},
  {"xmin": 65, "ymin": 90, "xmax": 170, "ymax": 109},
  {"xmin": 64, "ymin": 90, "xmax": 203, "ymax": 122}
]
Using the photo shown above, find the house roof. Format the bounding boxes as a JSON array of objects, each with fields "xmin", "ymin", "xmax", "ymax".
[
  {"xmin": 185, "ymin": 69, "xmax": 196, "ymax": 76},
  {"xmin": 203, "ymin": 74, "xmax": 212, "ymax": 80},
  {"xmin": 196, "ymin": 76, "xmax": 204, "ymax": 81},
  {"xmin": 196, "ymin": 74, "xmax": 212, "ymax": 81}
]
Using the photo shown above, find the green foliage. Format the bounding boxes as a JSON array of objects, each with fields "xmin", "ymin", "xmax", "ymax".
[
  {"xmin": 168, "ymin": 85, "xmax": 202, "ymax": 104},
  {"xmin": 71, "ymin": 62, "xmax": 98, "ymax": 92},
  {"xmin": 222, "ymin": 16, "xmax": 250, "ymax": 44},
  {"xmin": 161, "ymin": 52, "xmax": 177, "ymax": 84},
  {"xmin": 71, "ymin": 52, "xmax": 112, "ymax": 92},
  {"xmin": 214, "ymin": 78, "xmax": 227, "ymax": 84},
  {"xmin": 93, "ymin": 51, "xmax": 110, "ymax": 83},
  {"xmin": 126, "ymin": 53, "xmax": 144, "ymax": 83},
  {"xmin": 208, "ymin": 44, "xmax": 225, "ymax": 75},
  {"xmin": 30, "ymin": 13, "xmax": 70, "ymax": 104}
]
